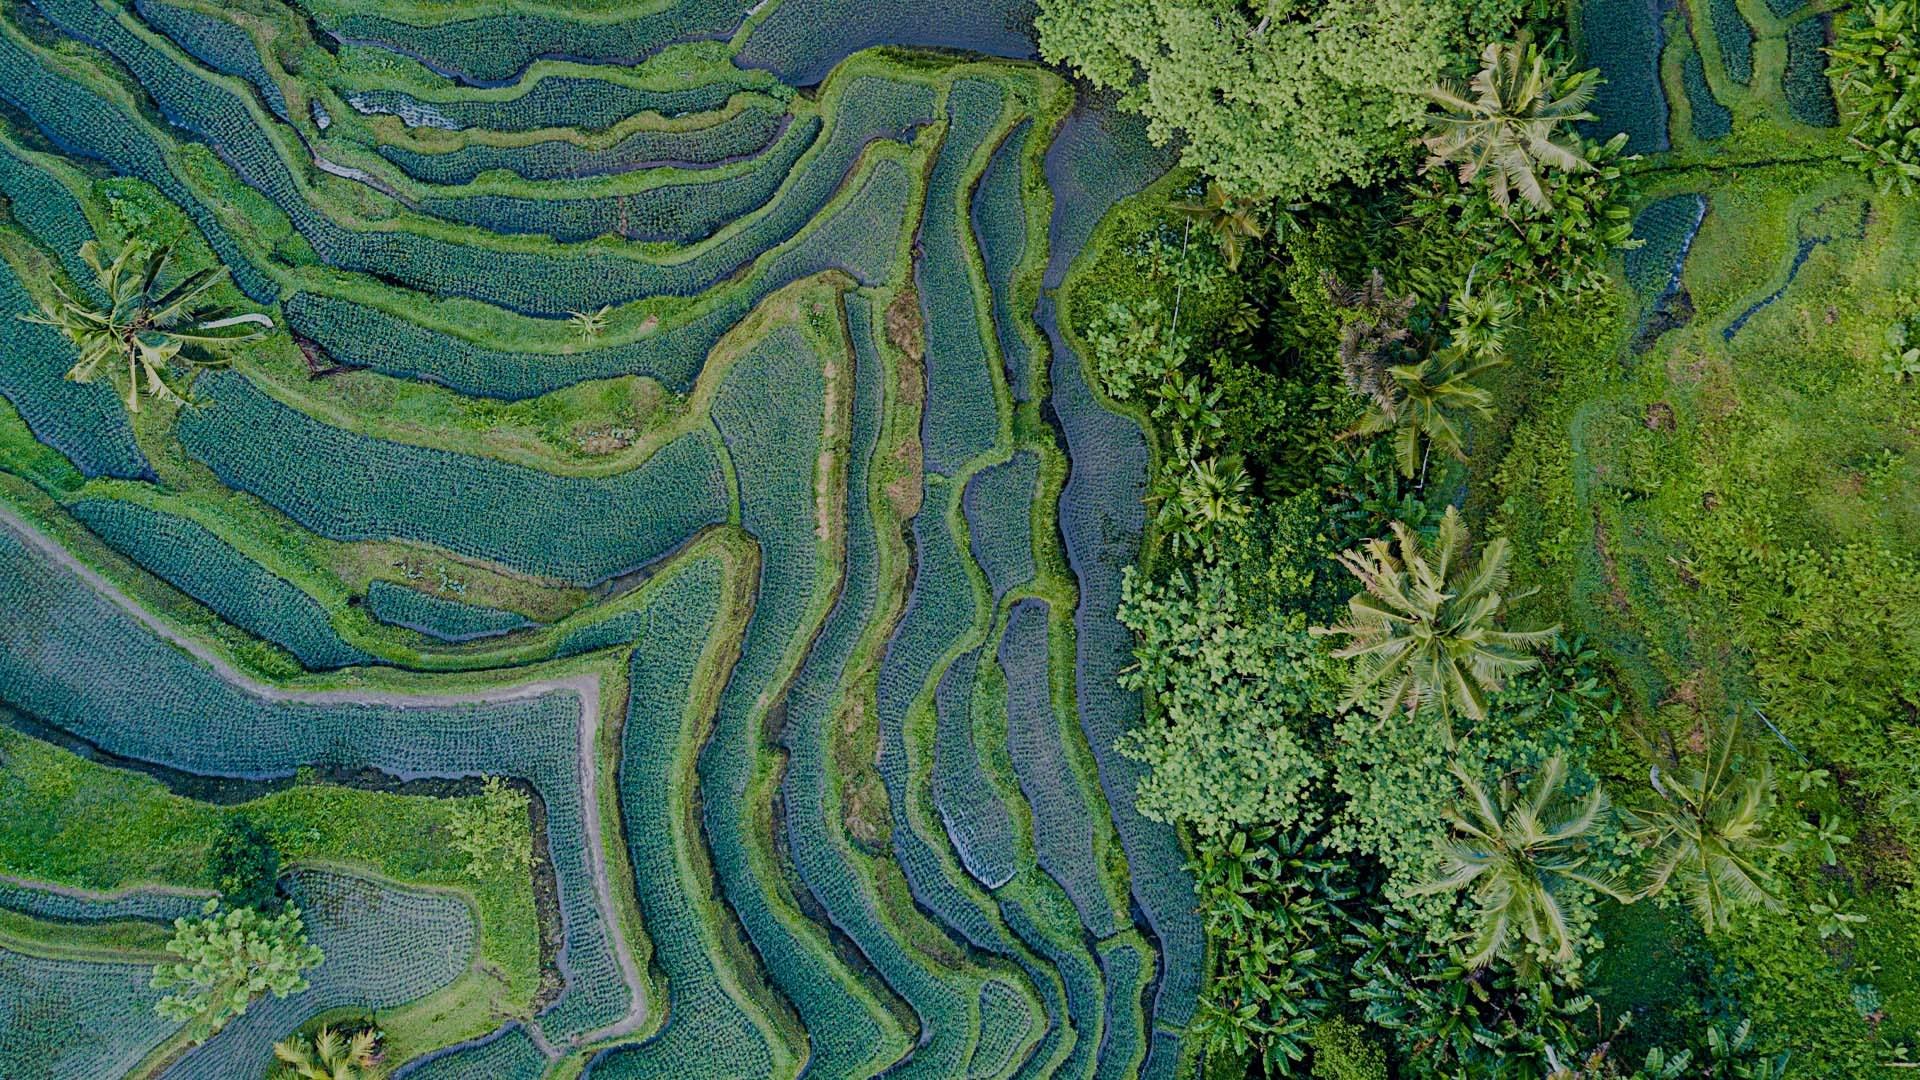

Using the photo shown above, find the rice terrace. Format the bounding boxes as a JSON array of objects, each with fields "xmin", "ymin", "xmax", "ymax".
[{"xmin": 0, "ymin": 0, "xmax": 1916, "ymax": 1076}]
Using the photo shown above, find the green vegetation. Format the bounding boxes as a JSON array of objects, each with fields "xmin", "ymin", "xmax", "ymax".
[
  {"xmin": 1413, "ymin": 755, "xmax": 1622, "ymax": 970},
  {"xmin": 1422, "ymin": 36, "xmax": 1599, "ymax": 211},
  {"xmin": 1118, "ymin": 563, "xmax": 1335, "ymax": 836},
  {"xmin": 1828, "ymin": 0, "xmax": 1920, "ymax": 192},
  {"xmin": 1035, "ymin": 0, "xmax": 1470, "ymax": 199},
  {"xmin": 448, "ymin": 778, "xmax": 533, "ymax": 881},
  {"xmin": 1315, "ymin": 508, "xmax": 1556, "ymax": 723},
  {"xmin": 17, "ymin": 240, "xmax": 270, "ymax": 412},
  {"xmin": 0, "ymin": 0, "xmax": 1913, "ymax": 1077},
  {"xmin": 207, "ymin": 817, "xmax": 282, "ymax": 913},
  {"xmin": 271, "ymin": 1025, "xmax": 383, "ymax": 1080},
  {"xmin": 151, "ymin": 901, "xmax": 323, "ymax": 1041},
  {"xmin": 1049, "ymin": 0, "xmax": 1920, "ymax": 1071},
  {"xmin": 1622, "ymin": 717, "xmax": 1784, "ymax": 931}
]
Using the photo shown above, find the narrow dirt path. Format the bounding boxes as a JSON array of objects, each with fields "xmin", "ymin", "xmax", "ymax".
[{"xmin": 0, "ymin": 504, "xmax": 650, "ymax": 1052}]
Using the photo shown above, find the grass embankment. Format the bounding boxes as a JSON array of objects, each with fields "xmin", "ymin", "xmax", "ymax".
[{"xmin": 1469, "ymin": 1, "xmax": 1920, "ymax": 1063}]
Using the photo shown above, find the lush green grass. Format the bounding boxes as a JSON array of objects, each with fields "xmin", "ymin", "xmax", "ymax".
[
  {"xmin": 0, "ymin": 726, "xmax": 540, "ymax": 1011},
  {"xmin": 1480, "ymin": 66, "xmax": 1920, "ymax": 1063}
]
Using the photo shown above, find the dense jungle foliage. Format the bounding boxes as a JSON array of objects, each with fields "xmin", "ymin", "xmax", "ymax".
[{"xmin": 1039, "ymin": 0, "xmax": 1920, "ymax": 1074}]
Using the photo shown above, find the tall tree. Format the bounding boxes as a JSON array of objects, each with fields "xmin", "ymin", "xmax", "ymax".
[
  {"xmin": 152, "ymin": 901, "xmax": 323, "ymax": 1041},
  {"xmin": 1350, "ymin": 346, "xmax": 1504, "ymax": 479},
  {"xmin": 1035, "ymin": 0, "xmax": 1454, "ymax": 200},
  {"xmin": 18, "ymin": 241, "xmax": 271, "ymax": 412},
  {"xmin": 1314, "ymin": 506, "xmax": 1558, "ymax": 722},
  {"xmin": 1623, "ymin": 717, "xmax": 1784, "ymax": 931},
  {"xmin": 1414, "ymin": 755, "xmax": 1624, "ymax": 969},
  {"xmin": 1422, "ymin": 36, "xmax": 1599, "ymax": 211}
]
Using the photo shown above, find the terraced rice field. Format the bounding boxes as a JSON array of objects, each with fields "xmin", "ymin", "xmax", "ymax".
[{"xmin": 0, "ymin": 0, "xmax": 1195, "ymax": 1077}]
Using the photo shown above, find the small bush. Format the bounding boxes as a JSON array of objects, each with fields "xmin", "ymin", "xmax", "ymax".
[
  {"xmin": 448, "ymin": 777, "xmax": 533, "ymax": 880},
  {"xmin": 1309, "ymin": 1017, "xmax": 1387, "ymax": 1080},
  {"xmin": 207, "ymin": 816, "xmax": 280, "ymax": 913}
]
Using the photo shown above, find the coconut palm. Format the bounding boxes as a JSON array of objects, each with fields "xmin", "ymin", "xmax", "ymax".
[
  {"xmin": 1623, "ymin": 716, "xmax": 1783, "ymax": 932},
  {"xmin": 1423, "ymin": 36, "xmax": 1600, "ymax": 211},
  {"xmin": 1172, "ymin": 181, "xmax": 1267, "ymax": 270},
  {"xmin": 1313, "ymin": 505, "xmax": 1558, "ymax": 722},
  {"xmin": 272, "ymin": 1025, "xmax": 383, "ymax": 1080},
  {"xmin": 1349, "ymin": 345, "xmax": 1504, "ymax": 480},
  {"xmin": 1414, "ymin": 755, "xmax": 1625, "ymax": 969},
  {"xmin": 17, "ymin": 241, "xmax": 271, "ymax": 412}
]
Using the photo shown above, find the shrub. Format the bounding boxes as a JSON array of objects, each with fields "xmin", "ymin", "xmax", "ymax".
[
  {"xmin": 1349, "ymin": 915, "xmax": 1593, "ymax": 1078},
  {"xmin": 1036, "ymin": 0, "xmax": 1455, "ymax": 200},
  {"xmin": 1117, "ymin": 562, "xmax": 1336, "ymax": 837},
  {"xmin": 1190, "ymin": 829, "xmax": 1356, "ymax": 1076},
  {"xmin": 448, "ymin": 777, "xmax": 532, "ymax": 880},
  {"xmin": 1406, "ymin": 132, "xmax": 1635, "ymax": 305},
  {"xmin": 1309, "ymin": 1017, "xmax": 1388, "ymax": 1080},
  {"xmin": 207, "ymin": 816, "xmax": 280, "ymax": 913}
]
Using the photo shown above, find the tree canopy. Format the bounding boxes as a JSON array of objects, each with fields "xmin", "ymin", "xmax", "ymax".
[
  {"xmin": 1034, "ymin": 0, "xmax": 1457, "ymax": 199},
  {"xmin": 151, "ymin": 901, "xmax": 323, "ymax": 1041}
]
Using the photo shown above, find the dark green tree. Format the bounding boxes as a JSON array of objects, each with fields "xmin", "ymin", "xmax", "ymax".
[
  {"xmin": 208, "ymin": 815, "xmax": 281, "ymax": 913},
  {"xmin": 1035, "ymin": 0, "xmax": 1455, "ymax": 200}
]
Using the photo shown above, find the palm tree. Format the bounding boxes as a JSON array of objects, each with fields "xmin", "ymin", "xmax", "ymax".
[
  {"xmin": 1448, "ymin": 287, "xmax": 1515, "ymax": 361},
  {"xmin": 1414, "ymin": 756, "xmax": 1626, "ymax": 970},
  {"xmin": 1623, "ymin": 716, "xmax": 1783, "ymax": 932},
  {"xmin": 1172, "ymin": 181, "xmax": 1267, "ymax": 270},
  {"xmin": 1330, "ymin": 270, "xmax": 1417, "ymax": 409},
  {"xmin": 1423, "ymin": 36, "xmax": 1599, "ymax": 211},
  {"xmin": 1163, "ymin": 453, "xmax": 1252, "ymax": 557},
  {"xmin": 568, "ymin": 304, "xmax": 610, "ymax": 340},
  {"xmin": 273, "ymin": 1025, "xmax": 383, "ymax": 1079},
  {"xmin": 1351, "ymin": 345, "xmax": 1504, "ymax": 480},
  {"xmin": 17, "ymin": 241, "xmax": 271, "ymax": 412},
  {"xmin": 1313, "ymin": 505, "xmax": 1558, "ymax": 722}
]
